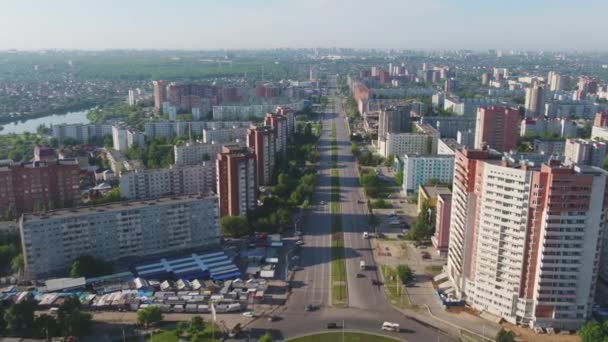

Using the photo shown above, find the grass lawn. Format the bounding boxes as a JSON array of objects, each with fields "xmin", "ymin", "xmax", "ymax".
[
  {"xmin": 330, "ymin": 120, "xmax": 347, "ymax": 306},
  {"xmin": 288, "ymin": 332, "xmax": 399, "ymax": 342},
  {"xmin": 380, "ymin": 265, "xmax": 416, "ymax": 310},
  {"xmin": 148, "ymin": 323, "xmax": 222, "ymax": 342},
  {"xmin": 425, "ymin": 265, "xmax": 444, "ymax": 276}
]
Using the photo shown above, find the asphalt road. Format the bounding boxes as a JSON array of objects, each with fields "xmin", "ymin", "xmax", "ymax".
[{"xmin": 245, "ymin": 87, "xmax": 454, "ymax": 341}]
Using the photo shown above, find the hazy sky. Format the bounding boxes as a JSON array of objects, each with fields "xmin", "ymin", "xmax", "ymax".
[{"xmin": 0, "ymin": 0, "xmax": 605, "ymax": 51}]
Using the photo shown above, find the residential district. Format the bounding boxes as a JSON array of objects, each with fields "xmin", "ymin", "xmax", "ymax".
[{"xmin": 1, "ymin": 49, "xmax": 608, "ymax": 342}]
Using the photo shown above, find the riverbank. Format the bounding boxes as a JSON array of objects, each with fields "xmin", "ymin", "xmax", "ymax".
[{"xmin": 0, "ymin": 108, "xmax": 93, "ymax": 135}]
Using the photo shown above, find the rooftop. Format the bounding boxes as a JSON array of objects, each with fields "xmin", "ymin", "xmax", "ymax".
[
  {"xmin": 419, "ymin": 185, "xmax": 452, "ymax": 198},
  {"xmin": 22, "ymin": 194, "xmax": 217, "ymax": 222}
]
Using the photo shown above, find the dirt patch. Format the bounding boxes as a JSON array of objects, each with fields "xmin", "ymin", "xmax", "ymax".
[{"xmin": 500, "ymin": 322, "xmax": 580, "ymax": 342}]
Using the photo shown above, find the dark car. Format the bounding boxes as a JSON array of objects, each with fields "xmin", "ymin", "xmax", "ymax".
[
  {"xmin": 305, "ymin": 304, "xmax": 315, "ymax": 312},
  {"xmin": 326, "ymin": 322, "xmax": 337, "ymax": 329},
  {"xmin": 372, "ymin": 279, "xmax": 383, "ymax": 286},
  {"xmin": 356, "ymin": 273, "xmax": 365, "ymax": 278}
]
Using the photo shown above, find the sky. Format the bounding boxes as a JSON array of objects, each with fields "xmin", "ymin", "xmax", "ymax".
[{"xmin": 0, "ymin": 0, "xmax": 606, "ymax": 51}]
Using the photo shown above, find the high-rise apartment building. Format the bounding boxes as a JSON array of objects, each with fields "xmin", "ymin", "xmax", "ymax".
[
  {"xmin": 378, "ymin": 105, "xmax": 412, "ymax": 140},
  {"xmin": 432, "ymin": 191, "xmax": 452, "ymax": 257},
  {"xmin": 216, "ymin": 144, "xmax": 257, "ymax": 217},
  {"xmin": 247, "ymin": 126, "xmax": 276, "ymax": 186},
  {"xmin": 112, "ymin": 124, "xmax": 145, "ymax": 152},
  {"xmin": 19, "ymin": 194, "xmax": 220, "ymax": 279},
  {"xmin": 446, "ymin": 148, "xmax": 607, "ymax": 330},
  {"xmin": 119, "ymin": 163, "xmax": 215, "ymax": 200},
  {"xmin": 0, "ymin": 160, "xmax": 81, "ymax": 217},
  {"xmin": 264, "ymin": 112, "xmax": 287, "ymax": 155},
  {"xmin": 563, "ymin": 139, "xmax": 607, "ymax": 167},
  {"xmin": 525, "ymin": 84, "xmax": 544, "ymax": 117},
  {"xmin": 153, "ymin": 80, "xmax": 168, "ymax": 109},
  {"xmin": 474, "ymin": 106, "xmax": 520, "ymax": 152}
]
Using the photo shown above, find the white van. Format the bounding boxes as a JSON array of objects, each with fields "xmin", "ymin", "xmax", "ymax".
[
  {"xmin": 363, "ymin": 232, "xmax": 369, "ymax": 239},
  {"xmin": 381, "ymin": 321, "xmax": 400, "ymax": 332}
]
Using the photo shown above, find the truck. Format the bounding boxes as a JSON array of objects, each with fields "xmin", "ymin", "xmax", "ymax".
[{"xmin": 360, "ymin": 260, "xmax": 366, "ymax": 270}]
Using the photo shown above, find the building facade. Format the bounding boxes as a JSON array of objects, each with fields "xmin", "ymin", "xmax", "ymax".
[
  {"xmin": 474, "ymin": 106, "xmax": 520, "ymax": 152},
  {"xmin": 525, "ymin": 84, "xmax": 544, "ymax": 117},
  {"xmin": 246, "ymin": 126, "xmax": 276, "ymax": 186},
  {"xmin": 173, "ymin": 142, "xmax": 226, "ymax": 166},
  {"xmin": 563, "ymin": 139, "xmax": 607, "ymax": 167},
  {"xmin": 264, "ymin": 112, "xmax": 287, "ymax": 155},
  {"xmin": 20, "ymin": 194, "xmax": 220, "ymax": 279},
  {"xmin": 380, "ymin": 132, "xmax": 436, "ymax": 159},
  {"xmin": 216, "ymin": 145, "xmax": 257, "ymax": 217},
  {"xmin": 203, "ymin": 127, "xmax": 249, "ymax": 144},
  {"xmin": 432, "ymin": 191, "xmax": 452, "ymax": 257},
  {"xmin": 446, "ymin": 148, "xmax": 607, "ymax": 330},
  {"xmin": 402, "ymin": 155, "xmax": 455, "ymax": 193},
  {"xmin": 52, "ymin": 124, "xmax": 113, "ymax": 143},
  {"xmin": 0, "ymin": 160, "xmax": 81, "ymax": 217},
  {"xmin": 119, "ymin": 163, "xmax": 215, "ymax": 200}
]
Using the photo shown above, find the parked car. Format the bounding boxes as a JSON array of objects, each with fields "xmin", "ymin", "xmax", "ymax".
[
  {"xmin": 242, "ymin": 311, "xmax": 255, "ymax": 318},
  {"xmin": 356, "ymin": 273, "xmax": 365, "ymax": 278},
  {"xmin": 327, "ymin": 322, "xmax": 337, "ymax": 329}
]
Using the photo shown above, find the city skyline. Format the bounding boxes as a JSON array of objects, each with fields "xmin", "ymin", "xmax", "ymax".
[{"xmin": 1, "ymin": 0, "xmax": 607, "ymax": 51}]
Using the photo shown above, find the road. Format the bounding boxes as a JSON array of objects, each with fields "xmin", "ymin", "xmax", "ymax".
[{"xmin": 246, "ymin": 86, "xmax": 453, "ymax": 341}]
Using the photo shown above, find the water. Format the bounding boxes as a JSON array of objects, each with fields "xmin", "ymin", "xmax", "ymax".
[{"xmin": 0, "ymin": 110, "xmax": 91, "ymax": 135}]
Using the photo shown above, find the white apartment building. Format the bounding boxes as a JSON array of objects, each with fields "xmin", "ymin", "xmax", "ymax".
[
  {"xmin": 52, "ymin": 124, "xmax": 113, "ymax": 143},
  {"xmin": 591, "ymin": 125, "xmax": 608, "ymax": 141},
  {"xmin": 212, "ymin": 101, "xmax": 304, "ymax": 120},
  {"xmin": 520, "ymin": 118, "xmax": 578, "ymax": 138},
  {"xmin": 119, "ymin": 163, "xmax": 215, "ymax": 200},
  {"xmin": 112, "ymin": 125, "xmax": 129, "ymax": 152},
  {"xmin": 144, "ymin": 121, "xmax": 251, "ymax": 140},
  {"xmin": 203, "ymin": 127, "xmax": 249, "ymax": 144},
  {"xmin": 378, "ymin": 132, "xmax": 436, "ymax": 158},
  {"xmin": 112, "ymin": 124, "xmax": 145, "ymax": 152},
  {"xmin": 446, "ymin": 148, "xmax": 607, "ymax": 330},
  {"xmin": 19, "ymin": 194, "xmax": 221, "ymax": 279},
  {"xmin": 533, "ymin": 139, "xmax": 566, "ymax": 154},
  {"xmin": 564, "ymin": 139, "xmax": 607, "ymax": 167},
  {"xmin": 401, "ymin": 154, "xmax": 455, "ymax": 192},
  {"xmin": 443, "ymin": 97, "xmax": 507, "ymax": 116},
  {"xmin": 174, "ymin": 142, "xmax": 230, "ymax": 166}
]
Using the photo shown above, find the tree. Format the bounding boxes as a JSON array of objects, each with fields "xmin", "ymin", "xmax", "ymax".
[
  {"xmin": 259, "ymin": 332, "xmax": 273, "ymax": 342},
  {"xmin": 495, "ymin": 329, "xmax": 516, "ymax": 342},
  {"xmin": 189, "ymin": 316, "xmax": 205, "ymax": 333},
  {"xmin": 137, "ymin": 306, "xmax": 163, "ymax": 328},
  {"xmin": 396, "ymin": 264, "xmax": 413, "ymax": 284},
  {"xmin": 0, "ymin": 244, "xmax": 18, "ymax": 275},
  {"xmin": 69, "ymin": 255, "xmax": 113, "ymax": 278},
  {"xmin": 35, "ymin": 314, "xmax": 59, "ymax": 339},
  {"xmin": 10, "ymin": 254, "xmax": 23, "ymax": 275},
  {"xmin": 578, "ymin": 320, "xmax": 608, "ymax": 342},
  {"xmin": 4, "ymin": 294, "xmax": 36, "ymax": 335},
  {"xmin": 220, "ymin": 216, "xmax": 249, "ymax": 238},
  {"xmin": 60, "ymin": 309, "xmax": 92, "ymax": 337}
]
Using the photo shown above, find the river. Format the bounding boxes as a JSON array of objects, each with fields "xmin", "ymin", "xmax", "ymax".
[{"xmin": 0, "ymin": 110, "xmax": 91, "ymax": 135}]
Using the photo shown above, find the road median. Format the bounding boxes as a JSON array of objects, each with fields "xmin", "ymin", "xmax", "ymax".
[{"xmin": 330, "ymin": 120, "xmax": 348, "ymax": 307}]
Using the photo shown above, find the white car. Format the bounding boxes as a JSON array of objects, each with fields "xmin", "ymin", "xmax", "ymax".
[
  {"xmin": 242, "ymin": 311, "xmax": 256, "ymax": 318},
  {"xmin": 381, "ymin": 321, "xmax": 400, "ymax": 332}
]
